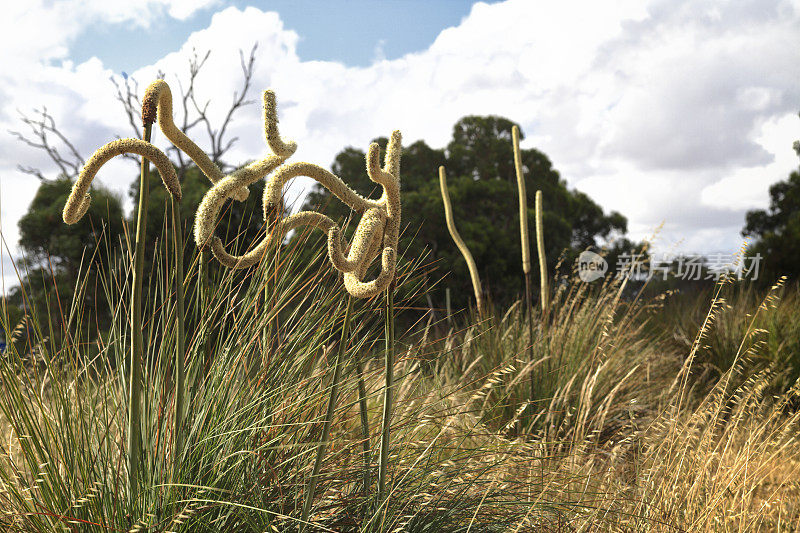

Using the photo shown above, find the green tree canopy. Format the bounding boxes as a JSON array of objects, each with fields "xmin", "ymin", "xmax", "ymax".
[
  {"xmin": 12, "ymin": 165, "xmax": 271, "ymax": 340},
  {"xmin": 128, "ymin": 164, "xmax": 271, "ymax": 266},
  {"xmin": 18, "ymin": 176, "xmax": 124, "ymax": 277},
  {"xmin": 742, "ymin": 144, "xmax": 800, "ymax": 284},
  {"xmin": 12, "ymin": 177, "xmax": 125, "ymax": 334}
]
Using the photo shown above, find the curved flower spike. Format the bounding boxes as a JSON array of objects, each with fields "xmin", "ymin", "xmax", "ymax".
[
  {"xmin": 263, "ymin": 162, "xmax": 380, "ymax": 218},
  {"xmin": 344, "ymin": 247, "xmax": 396, "ymax": 299},
  {"xmin": 193, "ymin": 90, "xmax": 297, "ymax": 261},
  {"xmin": 194, "ymin": 154, "xmax": 288, "ymax": 254},
  {"xmin": 206, "ymin": 158, "xmax": 379, "ymax": 270},
  {"xmin": 371, "ymin": 130, "xmax": 402, "ymax": 245},
  {"xmin": 193, "ymin": 86, "xmax": 402, "ymax": 300},
  {"xmin": 210, "ymin": 210, "xmax": 336, "ymax": 269},
  {"xmin": 63, "ymin": 138, "xmax": 179, "ymax": 224},
  {"xmin": 328, "ymin": 208, "xmax": 386, "ymax": 272},
  {"xmin": 262, "ymin": 90, "xmax": 298, "ymax": 159},
  {"xmin": 142, "ymin": 81, "xmax": 299, "ymax": 203},
  {"xmin": 439, "ymin": 165, "xmax": 482, "ymax": 314},
  {"xmin": 335, "ymin": 131, "xmax": 402, "ymax": 298},
  {"xmin": 259, "ymin": 131, "xmax": 401, "ymax": 298}
]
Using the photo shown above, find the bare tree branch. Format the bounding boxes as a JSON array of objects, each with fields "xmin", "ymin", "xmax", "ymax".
[
  {"xmin": 15, "ymin": 165, "xmax": 46, "ymax": 181},
  {"xmin": 9, "ymin": 107, "xmax": 85, "ymax": 180},
  {"xmin": 110, "ymin": 74, "xmax": 142, "ymax": 139},
  {"xmin": 214, "ymin": 43, "xmax": 258, "ymax": 166},
  {"xmin": 190, "ymin": 43, "xmax": 257, "ymax": 172},
  {"xmin": 11, "ymin": 44, "xmax": 259, "ymax": 184}
]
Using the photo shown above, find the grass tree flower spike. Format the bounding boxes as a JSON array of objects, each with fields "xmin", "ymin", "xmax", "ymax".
[
  {"xmin": 512, "ymin": 126, "xmax": 530, "ymax": 275},
  {"xmin": 62, "ymin": 139, "xmax": 180, "ymax": 224},
  {"xmin": 143, "ymin": 80, "xmax": 253, "ymax": 202},
  {"xmin": 192, "ymin": 89, "xmax": 298, "ymax": 267},
  {"xmin": 199, "ymin": 112, "xmax": 402, "ymax": 300},
  {"xmin": 61, "ymin": 111, "xmax": 182, "ymax": 509},
  {"xmin": 512, "ymin": 124, "xmax": 536, "ymax": 427},
  {"xmin": 342, "ymin": 131, "xmax": 401, "ymax": 299},
  {"xmin": 439, "ymin": 165, "xmax": 483, "ymax": 316},
  {"xmin": 298, "ymin": 133, "xmax": 401, "ymax": 529},
  {"xmin": 536, "ymin": 190, "xmax": 549, "ymax": 315},
  {"xmin": 62, "ymin": 96, "xmax": 187, "ymax": 507}
]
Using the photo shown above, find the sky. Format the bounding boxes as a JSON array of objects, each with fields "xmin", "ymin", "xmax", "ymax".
[{"xmin": 1, "ymin": 0, "xmax": 799, "ymax": 291}]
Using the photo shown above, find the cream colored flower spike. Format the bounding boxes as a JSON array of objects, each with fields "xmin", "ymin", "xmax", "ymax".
[
  {"xmin": 337, "ymin": 130, "xmax": 402, "ymax": 298},
  {"xmin": 63, "ymin": 138, "xmax": 179, "ymax": 225},
  {"xmin": 262, "ymin": 90, "xmax": 297, "ymax": 159},
  {"xmin": 328, "ymin": 208, "xmax": 386, "ymax": 273},
  {"xmin": 209, "ymin": 210, "xmax": 336, "ymax": 269},
  {"xmin": 264, "ymin": 162, "xmax": 379, "ymax": 217},
  {"xmin": 193, "ymin": 89, "xmax": 297, "ymax": 263},
  {"xmin": 439, "ymin": 165, "xmax": 482, "ymax": 314},
  {"xmin": 281, "ymin": 131, "xmax": 401, "ymax": 299},
  {"xmin": 191, "ymin": 84, "xmax": 402, "ymax": 299},
  {"xmin": 142, "ymin": 79, "xmax": 249, "ymax": 202}
]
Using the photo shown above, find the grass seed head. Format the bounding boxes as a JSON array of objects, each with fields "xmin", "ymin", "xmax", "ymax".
[
  {"xmin": 439, "ymin": 165, "xmax": 483, "ymax": 314},
  {"xmin": 63, "ymin": 138, "xmax": 180, "ymax": 224},
  {"xmin": 142, "ymin": 79, "xmax": 249, "ymax": 201}
]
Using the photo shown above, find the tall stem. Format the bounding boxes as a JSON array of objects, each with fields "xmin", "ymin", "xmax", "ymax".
[
  {"xmin": 534, "ymin": 190, "xmax": 549, "ymax": 417},
  {"xmin": 378, "ymin": 281, "xmax": 395, "ymax": 502},
  {"xmin": 356, "ymin": 358, "xmax": 371, "ymax": 498},
  {"xmin": 128, "ymin": 123, "xmax": 152, "ymax": 508},
  {"xmin": 200, "ymin": 248, "xmax": 212, "ymax": 375},
  {"xmin": 300, "ymin": 296, "xmax": 354, "ymax": 531},
  {"xmin": 524, "ymin": 271, "xmax": 534, "ymax": 427},
  {"xmin": 171, "ymin": 195, "xmax": 185, "ymax": 481},
  {"xmin": 200, "ymin": 248, "xmax": 209, "ymax": 304},
  {"xmin": 512, "ymin": 125, "xmax": 535, "ymax": 430}
]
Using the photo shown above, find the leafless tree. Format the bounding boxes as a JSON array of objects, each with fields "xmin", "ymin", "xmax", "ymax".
[
  {"xmin": 9, "ymin": 107, "xmax": 86, "ymax": 181},
  {"xmin": 10, "ymin": 43, "xmax": 259, "ymax": 182}
]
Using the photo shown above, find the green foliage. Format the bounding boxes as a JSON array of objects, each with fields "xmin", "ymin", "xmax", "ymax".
[
  {"xmin": 434, "ymin": 273, "xmax": 670, "ymax": 444},
  {"xmin": 742, "ymin": 115, "xmax": 800, "ymax": 284},
  {"xmin": 298, "ymin": 115, "xmax": 628, "ymax": 310},
  {"xmin": 5, "ymin": 112, "xmax": 800, "ymax": 532},
  {"xmin": 18, "ymin": 176, "xmax": 124, "ymax": 276},
  {"xmin": 11, "ymin": 167, "xmax": 271, "ymax": 343},
  {"xmin": 0, "ymin": 219, "xmax": 584, "ymax": 531},
  {"xmin": 3, "ymin": 206, "xmax": 800, "ymax": 530},
  {"xmin": 658, "ymin": 279, "xmax": 800, "ymax": 401},
  {"xmin": 743, "ymin": 166, "xmax": 800, "ymax": 284},
  {"xmin": 12, "ymin": 177, "xmax": 124, "ymax": 335}
]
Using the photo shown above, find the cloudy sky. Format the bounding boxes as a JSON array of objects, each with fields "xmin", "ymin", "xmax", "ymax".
[{"xmin": 1, "ymin": 0, "xmax": 798, "ymax": 290}]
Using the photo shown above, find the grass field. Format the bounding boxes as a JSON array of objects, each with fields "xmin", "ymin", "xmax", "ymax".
[{"xmin": 1, "ymin": 224, "xmax": 799, "ymax": 532}]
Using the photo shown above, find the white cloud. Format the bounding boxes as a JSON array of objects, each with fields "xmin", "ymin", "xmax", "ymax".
[
  {"xmin": 701, "ymin": 114, "xmax": 799, "ymax": 210},
  {"xmin": 165, "ymin": 0, "xmax": 220, "ymax": 20},
  {"xmin": 0, "ymin": 0, "xmax": 222, "ymax": 274},
  {"xmin": 1, "ymin": 0, "xmax": 799, "ymax": 288}
]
